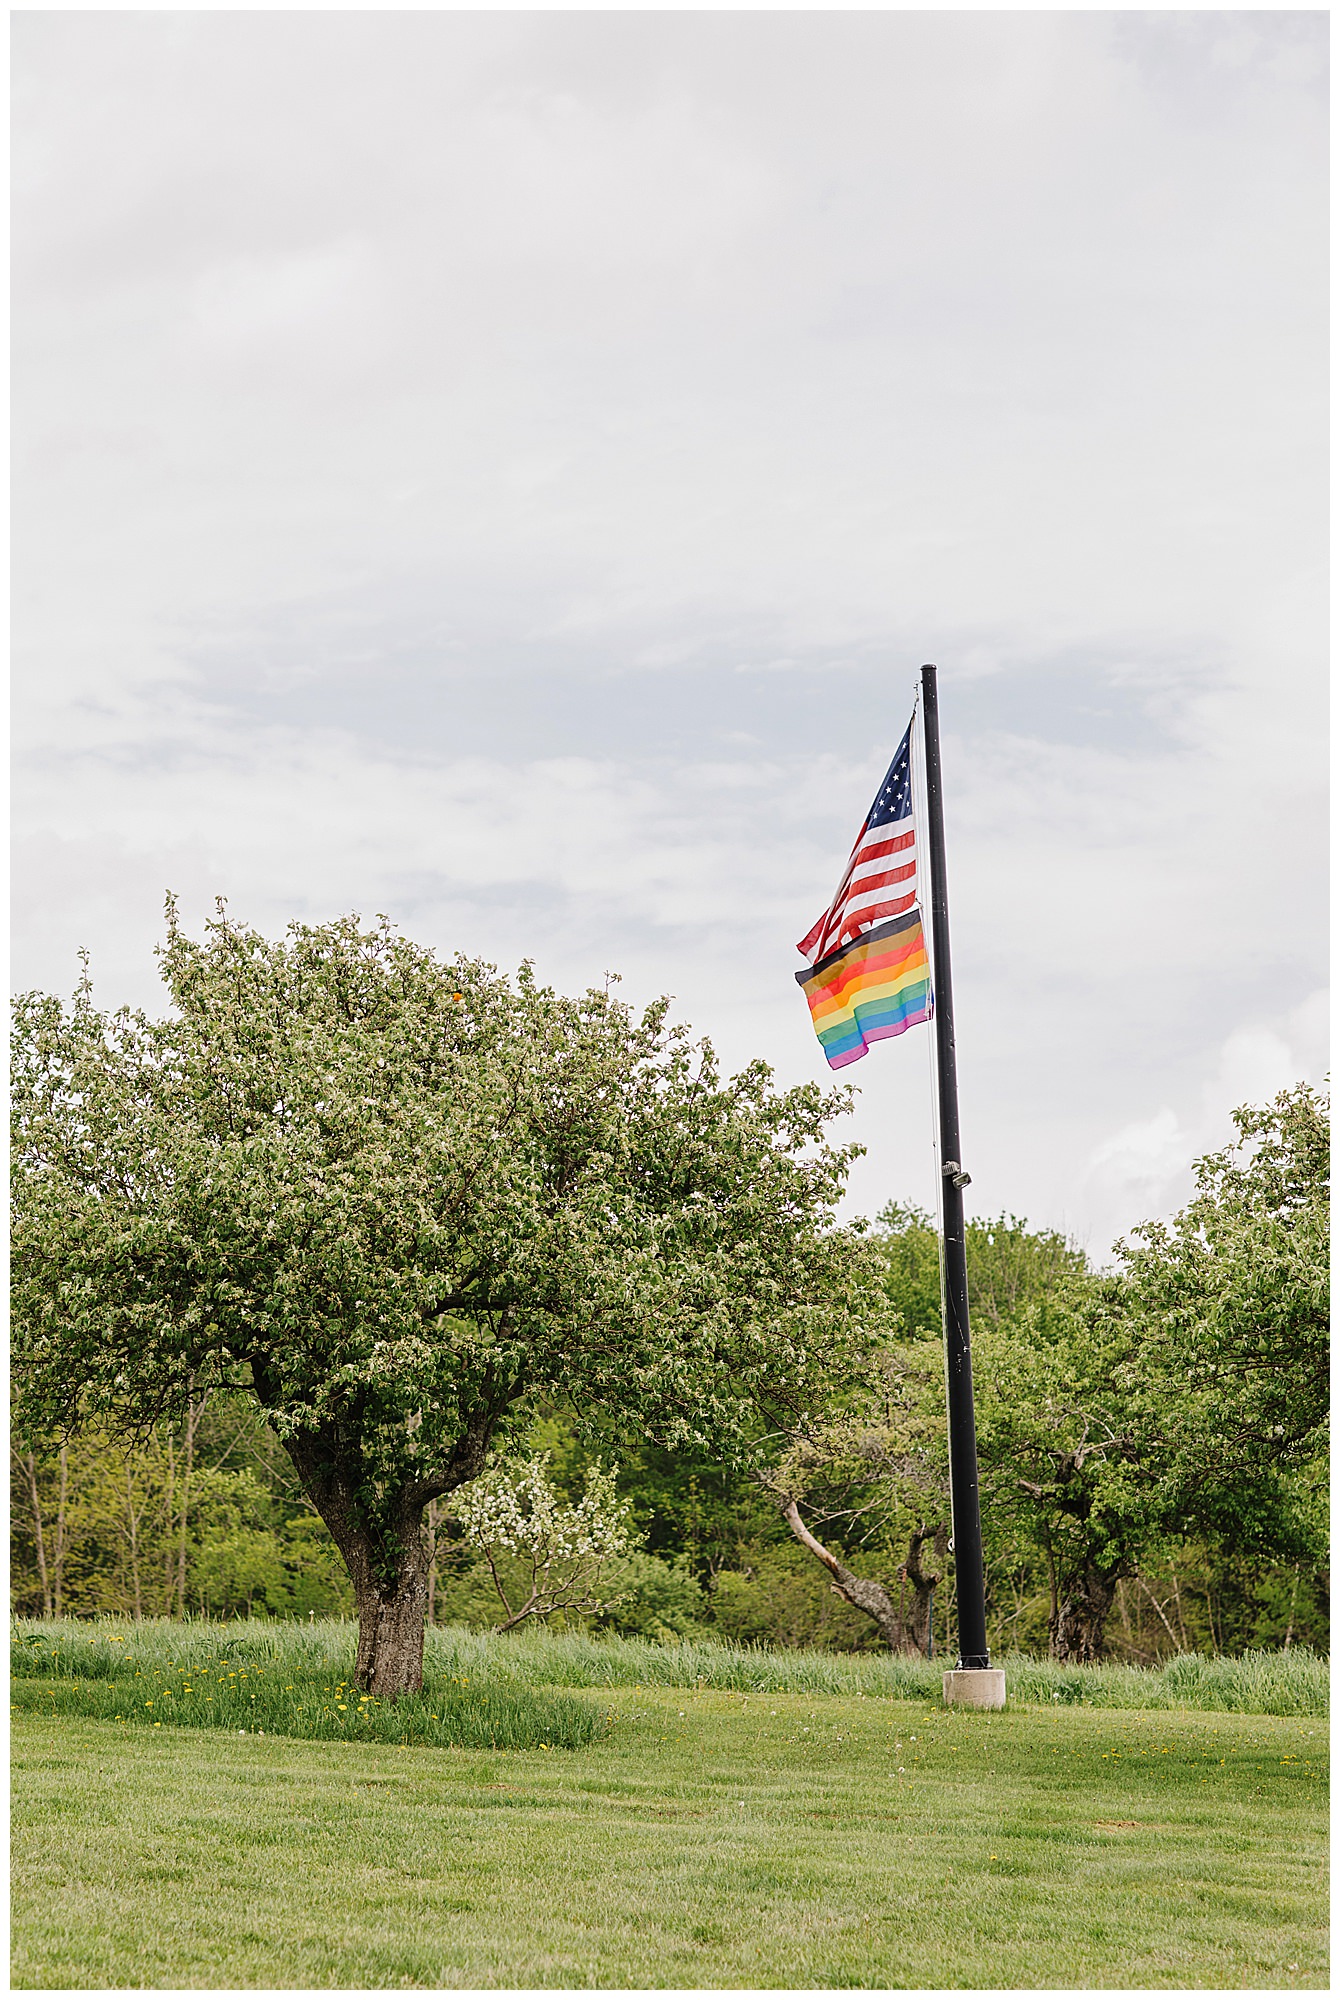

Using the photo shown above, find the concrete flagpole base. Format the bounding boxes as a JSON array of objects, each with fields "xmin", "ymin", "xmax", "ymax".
[{"xmin": 942, "ymin": 1668, "xmax": 1007, "ymax": 1709}]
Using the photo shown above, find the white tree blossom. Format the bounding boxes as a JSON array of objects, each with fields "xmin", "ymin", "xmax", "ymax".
[{"xmin": 453, "ymin": 1454, "xmax": 637, "ymax": 1632}]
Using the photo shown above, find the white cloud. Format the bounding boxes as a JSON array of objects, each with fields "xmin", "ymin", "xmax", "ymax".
[
  {"xmin": 1080, "ymin": 991, "xmax": 1330, "ymax": 1255},
  {"xmin": 1088, "ymin": 1107, "xmax": 1188, "ymax": 1207},
  {"xmin": 12, "ymin": 12, "xmax": 1327, "ymax": 1258}
]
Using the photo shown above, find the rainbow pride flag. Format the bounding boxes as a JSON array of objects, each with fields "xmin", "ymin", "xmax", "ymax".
[{"xmin": 794, "ymin": 908, "xmax": 931, "ymax": 1070}]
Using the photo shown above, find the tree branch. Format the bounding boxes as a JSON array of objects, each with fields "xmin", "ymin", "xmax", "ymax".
[{"xmin": 775, "ymin": 1492, "xmax": 903, "ymax": 1646}]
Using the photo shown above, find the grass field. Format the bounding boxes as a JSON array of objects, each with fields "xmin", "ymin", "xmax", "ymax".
[{"xmin": 11, "ymin": 1626, "xmax": 1328, "ymax": 1989}]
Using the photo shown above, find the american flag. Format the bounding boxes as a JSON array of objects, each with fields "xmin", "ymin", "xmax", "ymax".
[{"xmin": 798, "ymin": 719, "xmax": 918, "ymax": 964}]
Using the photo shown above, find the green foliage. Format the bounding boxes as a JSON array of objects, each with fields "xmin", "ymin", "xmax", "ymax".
[
  {"xmin": 1118, "ymin": 1082, "xmax": 1329, "ymax": 1561},
  {"xmin": 872, "ymin": 1201, "xmax": 1089, "ymax": 1336},
  {"xmin": 12, "ymin": 909, "xmax": 882, "ymax": 1664},
  {"xmin": 597, "ymin": 1553, "xmax": 707, "ymax": 1640},
  {"xmin": 611, "ymin": 1438, "xmax": 781, "ymax": 1576},
  {"xmin": 972, "ymin": 1286, "xmax": 1158, "ymax": 1640},
  {"xmin": 972, "ymin": 1085, "xmax": 1329, "ymax": 1657},
  {"xmin": 12, "ymin": 909, "xmax": 875, "ymax": 1462},
  {"xmin": 11, "ymin": 1403, "xmax": 353, "ymax": 1622}
]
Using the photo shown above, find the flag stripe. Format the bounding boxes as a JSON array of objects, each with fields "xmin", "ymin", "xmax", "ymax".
[
  {"xmin": 848, "ymin": 859, "xmax": 916, "ymax": 896},
  {"xmin": 828, "ymin": 828, "xmax": 914, "ymax": 903},
  {"xmin": 795, "ymin": 910, "xmax": 931, "ymax": 1070},
  {"xmin": 831, "ymin": 891, "xmax": 917, "ymax": 945},
  {"xmin": 857, "ymin": 829, "xmax": 914, "ymax": 863}
]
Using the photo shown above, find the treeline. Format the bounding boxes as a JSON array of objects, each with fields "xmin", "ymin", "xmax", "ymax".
[
  {"xmin": 11, "ymin": 1403, "xmax": 350, "ymax": 1623},
  {"xmin": 14, "ymin": 1084, "xmax": 1327, "ymax": 1662}
]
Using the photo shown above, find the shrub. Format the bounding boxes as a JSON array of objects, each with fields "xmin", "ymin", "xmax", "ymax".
[{"xmin": 598, "ymin": 1553, "xmax": 707, "ymax": 1640}]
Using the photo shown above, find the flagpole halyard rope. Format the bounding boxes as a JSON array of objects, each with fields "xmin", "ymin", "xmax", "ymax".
[{"xmin": 912, "ymin": 680, "xmax": 946, "ymax": 1237}]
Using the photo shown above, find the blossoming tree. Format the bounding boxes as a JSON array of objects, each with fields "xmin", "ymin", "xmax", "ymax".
[
  {"xmin": 12, "ymin": 907, "xmax": 881, "ymax": 1695},
  {"xmin": 453, "ymin": 1454, "xmax": 635, "ymax": 1632}
]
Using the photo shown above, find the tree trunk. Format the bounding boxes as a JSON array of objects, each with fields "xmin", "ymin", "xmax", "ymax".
[
  {"xmin": 902, "ymin": 1524, "xmax": 948, "ymax": 1654},
  {"xmin": 319, "ymin": 1492, "xmax": 430, "ymax": 1695},
  {"xmin": 282, "ymin": 1431, "xmax": 434, "ymax": 1696},
  {"xmin": 271, "ymin": 1384, "xmax": 497, "ymax": 1698},
  {"xmin": 53, "ymin": 1445, "xmax": 69, "ymax": 1620},
  {"xmin": 1051, "ymin": 1565, "xmax": 1117, "ymax": 1662},
  {"xmin": 23, "ymin": 1452, "xmax": 52, "ymax": 1618},
  {"xmin": 177, "ymin": 1393, "xmax": 199, "ymax": 1620},
  {"xmin": 352, "ymin": 1534, "xmax": 431, "ymax": 1696}
]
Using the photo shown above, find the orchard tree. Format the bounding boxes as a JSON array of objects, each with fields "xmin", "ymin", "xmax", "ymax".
[
  {"xmin": 972, "ymin": 1290, "xmax": 1161, "ymax": 1661},
  {"xmin": 764, "ymin": 1337, "xmax": 951, "ymax": 1654},
  {"xmin": 12, "ymin": 907, "xmax": 884, "ymax": 1694},
  {"xmin": 768, "ymin": 1208, "xmax": 1092, "ymax": 1657},
  {"xmin": 1118, "ymin": 1083, "xmax": 1329, "ymax": 1580},
  {"xmin": 973, "ymin": 1084, "xmax": 1329, "ymax": 1661}
]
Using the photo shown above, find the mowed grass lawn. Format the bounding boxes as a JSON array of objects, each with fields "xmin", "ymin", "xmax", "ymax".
[{"xmin": 12, "ymin": 1682, "xmax": 1327, "ymax": 1989}]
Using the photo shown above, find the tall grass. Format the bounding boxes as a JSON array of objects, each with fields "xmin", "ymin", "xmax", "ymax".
[
  {"xmin": 9, "ymin": 1619, "xmax": 604, "ymax": 1749},
  {"xmin": 424, "ymin": 1625, "xmax": 1327, "ymax": 1717},
  {"xmin": 11, "ymin": 1616, "xmax": 1328, "ymax": 1718}
]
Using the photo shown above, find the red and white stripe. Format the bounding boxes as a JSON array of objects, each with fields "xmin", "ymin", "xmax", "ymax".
[{"xmin": 798, "ymin": 818, "xmax": 917, "ymax": 965}]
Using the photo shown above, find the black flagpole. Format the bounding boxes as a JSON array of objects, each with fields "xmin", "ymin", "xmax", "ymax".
[{"xmin": 919, "ymin": 663, "xmax": 991, "ymax": 1676}]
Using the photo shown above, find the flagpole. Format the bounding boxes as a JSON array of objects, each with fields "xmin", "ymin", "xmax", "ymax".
[{"xmin": 919, "ymin": 664, "xmax": 1001, "ymax": 1702}]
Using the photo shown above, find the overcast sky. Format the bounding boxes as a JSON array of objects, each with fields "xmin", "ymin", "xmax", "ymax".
[{"xmin": 13, "ymin": 10, "xmax": 1328, "ymax": 1259}]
